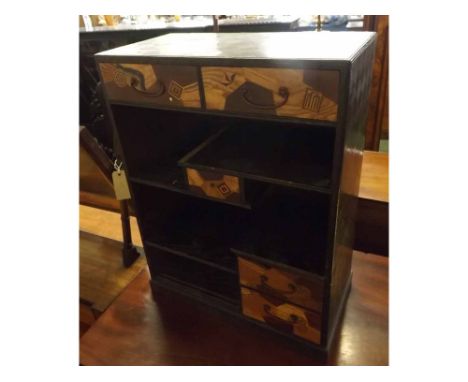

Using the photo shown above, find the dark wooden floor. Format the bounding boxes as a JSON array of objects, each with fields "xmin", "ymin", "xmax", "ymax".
[{"xmin": 80, "ymin": 251, "xmax": 388, "ymax": 366}]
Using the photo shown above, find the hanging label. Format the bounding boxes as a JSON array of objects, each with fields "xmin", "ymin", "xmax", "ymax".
[{"xmin": 112, "ymin": 169, "xmax": 131, "ymax": 200}]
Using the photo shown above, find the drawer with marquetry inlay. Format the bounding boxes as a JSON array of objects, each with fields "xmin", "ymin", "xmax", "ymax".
[
  {"xmin": 99, "ymin": 63, "xmax": 201, "ymax": 109},
  {"xmin": 201, "ymin": 66, "xmax": 340, "ymax": 122}
]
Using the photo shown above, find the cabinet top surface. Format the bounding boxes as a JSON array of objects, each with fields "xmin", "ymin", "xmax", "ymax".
[{"xmin": 96, "ymin": 31, "xmax": 376, "ymax": 62}]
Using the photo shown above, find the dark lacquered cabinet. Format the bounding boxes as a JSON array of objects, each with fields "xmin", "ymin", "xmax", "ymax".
[{"xmin": 96, "ymin": 31, "xmax": 376, "ymax": 357}]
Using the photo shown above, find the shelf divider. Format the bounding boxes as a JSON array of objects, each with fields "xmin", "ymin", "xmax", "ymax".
[
  {"xmin": 129, "ymin": 175, "xmax": 252, "ymax": 209},
  {"xmin": 145, "ymin": 240, "xmax": 238, "ymax": 275}
]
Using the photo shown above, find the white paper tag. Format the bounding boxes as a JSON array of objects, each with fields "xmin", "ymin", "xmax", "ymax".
[{"xmin": 112, "ymin": 170, "xmax": 131, "ymax": 200}]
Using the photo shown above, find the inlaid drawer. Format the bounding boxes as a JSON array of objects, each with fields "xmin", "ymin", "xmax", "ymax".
[
  {"xmin": 184, "ymin": 168, "xmax": 243, "ymax": 204},
  {"xmin": 241, "ymin": 287, "xmax": 321, "ymax": 344},
  {"xmin": 238, "ymin": 256, "xmax": 323, "ymax": 312},
  {"xmin": 99, "ymin": 63, "xmax": 201, "ymax": 108},
  {"xmin": 201, "ymin": 66, "xmax": 339, "ymax": 122}
]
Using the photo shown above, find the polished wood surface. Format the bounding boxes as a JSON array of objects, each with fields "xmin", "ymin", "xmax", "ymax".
[
  {"xmin": 80, "ymin": 231, "xmax": 147, "ymax": 312},
  {"xmin": 328, "ymin": 252, "xmax": 388, "ymax": 365},
  {"xmin": 96, "ymin": 32, "xmax": 376, "ymax": 61},
  {"xmin": 202, "ymin": 66, "xmax": 339, "ymax": 121},
  {"xmin": 79, "ymin": 133, "xmax": 121, "ymax": 213},
  {"xmin": 80, "ymin": 251, "xmax": 388, "ymax": 365},
  {"xmin": 79, "ymin": 204, "xmax": 144, "ymax": 336},
  {"xmin": 80, "ymin": 126, "xmax": 136, "ymax": 216},
  {"xmin": 80, "ymin": 302, "xmax": 97, "ymax": 337},
  {"xmin": 80, "ymin": 146, "xmax": 121, "ymax": 212},
  {"xmin": 80, "ymin": 190, "xmax": 121, "ymax": 213},
  {"xmin": 359, "ymin": 150, "xmax": 388, "ymax": 202},
  {"xmin": 80, "ymin": 146, "xmax": 115, "ymax": 198},
  {"xmin": 80, "ymin": 204, "xmax": 142, "ymax": 246},
  {"xmin": 80, "ymin": 126, "xmax": 115, "ymax": 185}
]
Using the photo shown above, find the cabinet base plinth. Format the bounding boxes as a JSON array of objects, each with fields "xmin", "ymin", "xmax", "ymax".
[{"xmin": 148, "ymin": 276, "xmax": 354, "ymax": 363}]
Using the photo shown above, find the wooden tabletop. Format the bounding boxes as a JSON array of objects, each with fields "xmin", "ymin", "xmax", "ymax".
[
  {"xmin": 80, "ymin": 251, "xmax": 388, "ymax": 366},
  {"xmin": 359, "ymin": 151, "xmax": 388, "ymax": 203}
]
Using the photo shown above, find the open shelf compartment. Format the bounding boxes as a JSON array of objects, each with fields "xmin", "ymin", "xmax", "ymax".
[
  {"xmin": 133, "ymin": 181, "xmax": 329, "ymax": 279},
  {"xmin": 132, "ymin": 183, "xmax": 251, "ymax": 273},
  {"xmin": 233, "ymin": 184, "xmax": 330, "ymax": 275},
  {"xmin": 111, "ymin": 105, "xmax": 253, "ymax": 209},
  {"xmin": 145, "ymin": 244, "xmax": 240, "ymax": 304},
  {"xmin": 178, "ymin": 122, "xmax": 334, "ymax": 193}
]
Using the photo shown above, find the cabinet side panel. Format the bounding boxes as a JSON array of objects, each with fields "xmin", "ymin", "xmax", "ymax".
[{"xmin": 328, "ymin": 38, "xmax": 377, "ymax": 339}]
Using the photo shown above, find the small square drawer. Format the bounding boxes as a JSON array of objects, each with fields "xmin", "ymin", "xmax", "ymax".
[
  {"xmin": 99, "ymin": 63, "xmax": 201, "ymax": 108},
  {"xmin": 241, "ymin": 287, "xmax": 321, "ymax": 344},
  {"xmin": 201, "ymin": 66, "xmax": 339, "ymax": 122},
  {"xmin": 238, "ymin": 256, "xmax": 323, "ymax": 313},
  {"xmin": 184, "ymin": 168, "xmax": 244, "ymax": 204}
]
